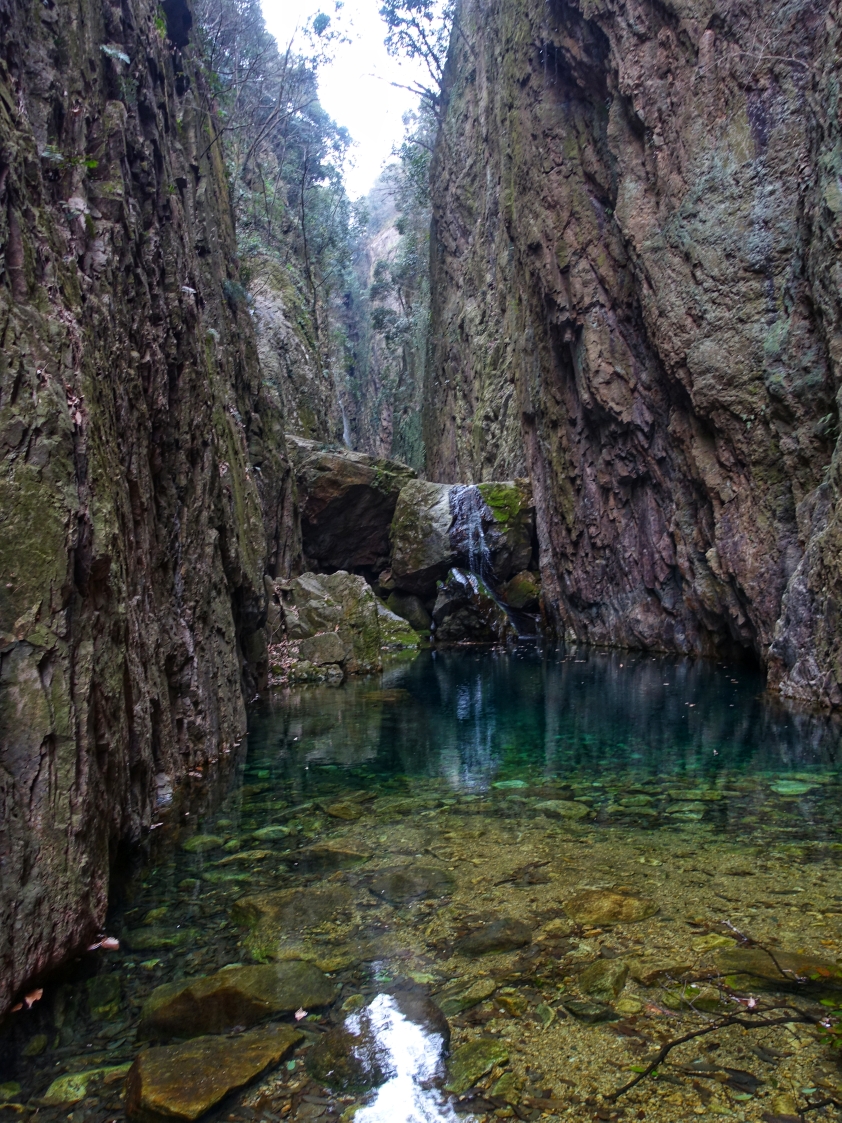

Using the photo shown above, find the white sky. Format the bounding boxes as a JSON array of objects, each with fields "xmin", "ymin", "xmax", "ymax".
[{"xmin": 260, "ymin": 0, "xmax": 430, "ymax": 199}]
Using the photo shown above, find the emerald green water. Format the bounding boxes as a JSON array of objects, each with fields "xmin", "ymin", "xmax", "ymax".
[{"xmin": 5, "ymin": 649, "xmax": 842, "ymax": 1123}]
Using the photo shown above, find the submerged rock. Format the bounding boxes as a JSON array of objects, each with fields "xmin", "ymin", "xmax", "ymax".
[
  {"xmin": 444, "ymin": 1038, "xmax": 509, "ymax": 1094},
  {"xmin": 87, "ymin": 974, "xmax": 122, "ymax": 1020},
  {"xmin": 562, "ymin": 999, "xmax": 617, "ymax": 1024},
  {"xmin": 368, "ymin": 865, "xmax": 456, "ymax": 903},
  {"xmin": 578, "ymin": 959, "xmax": 628, "ymax": 1000},
  {"xmin": 181, "ymin": 835, "xmax": 225, "ymax": 854},
  {"xmin": 124, "ymin": 928, "xmax": 194, "ymax": 952},
  {"xmin": 564, "ymin": 890, "xmax": 658, "ymax": 926},
  {"xmin": 126, "ymin": 1025, "xmax": 302, "ymax": 1120},
  {"xmin": 534, "ymin": 799, "xmax": 591, "ymax": 821},
  {"xmin": 713, "ymin": 947, "xmax": 842, "ymax": 991},
  {"xmin": 439, "ymin": 977, "xmax": 498, "ymax": 1016},
  {"xmin": 139, "ymin": 962, "xmax": 337, "ymax": 1038},
  {"xmin": 232, "ymin": 884, "xmax": 354, "ymax": 931},
  {"xmin": 42, "ymin": 1065, "xmax": 131, "ymax": 1107},
  {"xmin": 455, "ymin": 918, "xmax": 532, "ymax": 956},
  {"xmin": 291, "ymin": 842, "xmax": 372, "ymax": 872}
]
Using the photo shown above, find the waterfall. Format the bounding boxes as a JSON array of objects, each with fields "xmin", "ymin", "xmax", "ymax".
[
  {"xmin": 448, "ymin": 484, "xmax": 539, "ymax": 640},
  {"xmin": 449, "ymin": 485, "xmax": 493, "ymax": 583}
]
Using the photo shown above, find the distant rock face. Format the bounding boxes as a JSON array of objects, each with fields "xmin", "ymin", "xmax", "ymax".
[
  {"xmin": 288, "ymin": 436, "xmax": 415, "ymax": 572},
  {"xmin": 428, "ymin": 0, "xmax": 842, "ymax": 706}
]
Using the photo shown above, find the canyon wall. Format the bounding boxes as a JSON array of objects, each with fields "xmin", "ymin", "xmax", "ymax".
[
  {"xmin": 0, "ymin": 0, "xmax": 294, "ymax": 1010},
  {"xmin": 427, "ymin": 0, "xmax": 842, "ymax": 703}
]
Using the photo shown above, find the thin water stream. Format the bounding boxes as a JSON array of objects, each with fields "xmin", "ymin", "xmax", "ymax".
[{"xmin": 4, "ymin": 648, "xmax": 842, "ymax": 1123}]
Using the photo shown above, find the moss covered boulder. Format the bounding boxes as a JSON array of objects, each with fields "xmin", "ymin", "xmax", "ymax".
[
  {"xmin": 501, "ymin": 570, "xmax": 541, "ymax": 611},
  {"xmin": 126, "ymin": 1025, "xmax": 302, "ymax": 1120},
  {"xmin": 376, "ymin": 602, "xmax": 422, "ymax": 650},
  {"xmin": 282, "ymin": 572, "xmax": 382, "ymax": 673},
  {"xmin": 139, "ymin": 962, "xmax": 337, "ymax": 1039}
]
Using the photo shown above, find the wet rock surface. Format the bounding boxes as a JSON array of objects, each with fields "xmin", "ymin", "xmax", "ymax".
[
  {"xmin": 564, "ymin": 889, "xmax": 659, "ymax": 926},
  {"xmin": 139, "ymin": 963, "xmax": 337, "ymax": 1039},
  {"xmin": 367, "ymin": 865, "xmax": 456, "ymax": 903},
  {"xmin": 454, "ymin": 917, "xmax": 532, "ymax": 957},
  {"xmin": 125, "ymin": 1025, "xmax": 302, "ymax": 1120}
]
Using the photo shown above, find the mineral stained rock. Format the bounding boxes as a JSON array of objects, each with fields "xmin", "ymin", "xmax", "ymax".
[{"xmin": 427, "ymin": 0, "xmax": 842, "ymax": 708}]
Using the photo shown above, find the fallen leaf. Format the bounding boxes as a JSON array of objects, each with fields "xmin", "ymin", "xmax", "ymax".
[
  {"xmin": 24, "ymin": 989, "xmax": 43, "ymax": 1008},
  {"xmin": 294, "ymin": 1008, "xmax": 308, "ymax": 1021}
]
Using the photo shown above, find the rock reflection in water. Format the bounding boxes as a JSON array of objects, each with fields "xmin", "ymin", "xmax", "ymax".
[{"xmin": 351, "ymin": 995, "xmax": 459, "ymax": 1123}]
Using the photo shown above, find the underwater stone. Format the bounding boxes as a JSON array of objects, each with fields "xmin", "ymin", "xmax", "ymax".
[
  {"xmin": 87, "ymin": 974, "xmax": 122, "ymax": 1020},
  {"xmin": 533, "ymin": 799, "xmax": 591, "ymax": 820},
  {"xmin": 495, "ymin": 988, "xmax": 529, "ymax": 1017},
  {"xmin": 368, "ymin": 865, "xmax": 456, "ymax": 903},
  {"xmin": 322, "ymin": 800, "xmax": 365, "ymax": 820},
  {"xmin": 126, "ymin": 1025, "xmax": 302, "ymax": 1120},
  {"xmin": 444, "ymin": 1038, "xmax": 509, "ymax": 1094},
  {"xmin": 564, "ymin": 890, "xmax": 658, "ymax": 926},
  {"xmin": 770, "ymin": 780, "xmax": 818, "ymax": 796},
  {"xmin": 22, "ymin": 1033, "xmax": 48, "ymax": 1057},
  {"xmin": 42, "ymin": 1065, "xmax": 131, "ymax": 1106},
  {"xmin": 139, "ymin": 962, "xmax": 337, "ymax": 1038},
  {"xmin": 231, "ymin": 885, "xmax": 353, "ymax": 931},
  {"xmin": 455, "ymin": 918, "xmax": 532, "ymax": 956},
  {"xmin": 625, "ymin": 957, "xmax": 693, "ymax": 986},
  {"xmin": 252, "ymin": 825, "xmax": 291, "ymax": 842},
  {"xmin": 489, "ymin": 1071, "xmax": 524, "ymax": 1104},
  {"xmin": 562, "ymin": 999, "xmax": 617, "ymax": 1023},
  {"xmin": 578, "ymin": 959, "xmax": 629, "ymax": 1000},
  {"xmin": 290, "ymin": 843, "xmax": 372, "ymax": 872},
  {"xmin": 439, "ymin": 977, "xmax": 498, "ymax": 1015},
  {"xmin": 181, "ymin": 834, "xmax": 225, "ymax": 853},
  {"xmin": 713, "ymin": 948, "xmax": 842, "ymax": 990},
  {"xmin": 124, "ymin": 928, "xmax": 194, "ymax": 951}
]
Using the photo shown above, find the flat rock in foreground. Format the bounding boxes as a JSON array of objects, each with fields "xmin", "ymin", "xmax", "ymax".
[
  {"xmin": 126, "ymin": 1025, "xmax": 302, "ymax": 1121},
  {"xmin": 139, "ymin": 963, "xmax": 336, "ymax": 1038}
]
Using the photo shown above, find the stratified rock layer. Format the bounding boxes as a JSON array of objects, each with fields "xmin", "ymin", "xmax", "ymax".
[
  {"xmin": 428, "ymin": 0, "xmax": 842, "ymax": 705},
  {"xmin": 0, "ymin": 0, "xmax": 292, "ymax": 1009}
]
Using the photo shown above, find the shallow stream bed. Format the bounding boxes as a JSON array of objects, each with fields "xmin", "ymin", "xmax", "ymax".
[{"xmin": 4, "ymin": 648, "xmax": 842, "ymax": 1123}]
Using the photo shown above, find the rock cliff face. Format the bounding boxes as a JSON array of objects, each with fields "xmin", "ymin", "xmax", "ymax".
[
  {"xmin": 428, "ymin": 0, "xmax": 842, "ymax": 703},
  {"xmin": 0, "ymin": 0, "xmax": 293, "ymax": 1009}
]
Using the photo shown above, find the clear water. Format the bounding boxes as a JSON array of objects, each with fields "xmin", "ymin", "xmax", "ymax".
[{"xmin": 5, "ymin": 648, "xmax": 842, "ymax": 1123}]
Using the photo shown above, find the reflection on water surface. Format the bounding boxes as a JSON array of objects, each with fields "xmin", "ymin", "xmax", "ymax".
[{"xmin": 4, "ymin": 648, "xmax": 842, "ymax": 1123}]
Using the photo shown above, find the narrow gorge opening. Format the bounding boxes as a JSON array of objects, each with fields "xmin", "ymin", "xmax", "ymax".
[{"xmin": 3, "ymin": 0, "xmax": 842, "ymax": 1121}]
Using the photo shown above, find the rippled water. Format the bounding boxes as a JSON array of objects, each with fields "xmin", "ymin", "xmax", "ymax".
[{"xmin": 4, "ymin": 648, "xmax": 842, "ymax": 1123}]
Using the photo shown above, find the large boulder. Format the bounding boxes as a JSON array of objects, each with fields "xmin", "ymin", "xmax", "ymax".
[
  {"xmin": 281, "ymin": 571, "xmax": 382, "ymax": 673},
  {"xmin": 389, "ymin": 480, "xmax": 535, "ymax": 597},
  {"xmin": 433, "ymin": 569, "xmax": 518, "ymax": 644},
  {"xmin": 377, "ymin": 602, "xmax": 422, "ymax": 650},
  {"xmin": 288, "ymin": 436, "xmax": 415, "ymax": 571},
  {"xmin": 390, "ymin": 481, "xmax": 456, "ymax": 595}
]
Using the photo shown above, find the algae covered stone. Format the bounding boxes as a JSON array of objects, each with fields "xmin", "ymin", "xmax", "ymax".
[
  {"xmin": 139, "ymin": 962, "xmax": 337, "ymax": 1038},
  {"xmin": 578, "ymin": 958, "xmax": 628, "ymax": 1000},
  {"xmin": 564, "ymin": 889, "xmax": 658, "ymax": 925},
  {"xmin": 231, "ymin": 885, "xmax": 353, "ymax": 931},
  {"xmin": 439, "ymin": 977, "xmax": 498, "ymax": 1016},
  {"xmin": 444, "ymin": 1038, "xmax": 509, "ymax": 1094},
  {"xmin": 87, "ymin": 973, "xmax": 122, "ymax": 1020},
  {"xmin": 713, "ymin": 947, "xmax": 842, "ymax": 991},
  {"xmin": 377, "ymin": 602, "xmax": 422, "ymax": 649},
  {"xmin": 181, "ymin": 834, "xmax": 225, "ymax": 854},
  {"xmin": 42, "ymin": 1065, "xmax": 131, "ymax": 1107},
  {"xmin": 126, "ymin": 1025, "xmax": 302, "ymax": 1120},
  {"xmin": 534, "ymin": 799, "xmax": 591, "ymax": 821}
]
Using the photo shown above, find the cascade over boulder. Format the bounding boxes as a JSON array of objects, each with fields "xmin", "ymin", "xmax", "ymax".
[
  {"xmin": 389, "ymin": 480, "xmax": 536, "ymax": 597},
  {"xmin": 288, "ymin": 436, "xmax": 415, "ymax": 572},
  {"xmin": 433, "ymin": 570, "xmax": 518, "ymax": 644}
]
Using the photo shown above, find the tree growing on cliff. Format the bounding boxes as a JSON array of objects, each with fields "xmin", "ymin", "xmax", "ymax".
[{"xmin": 379, "ymin": 0, "xmax": 455, "ymax": 113}]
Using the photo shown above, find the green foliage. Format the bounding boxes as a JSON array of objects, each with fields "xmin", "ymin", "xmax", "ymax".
[{"xmin": 379, "ymin": 0, "xmax": 455, "ymax": 112}]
